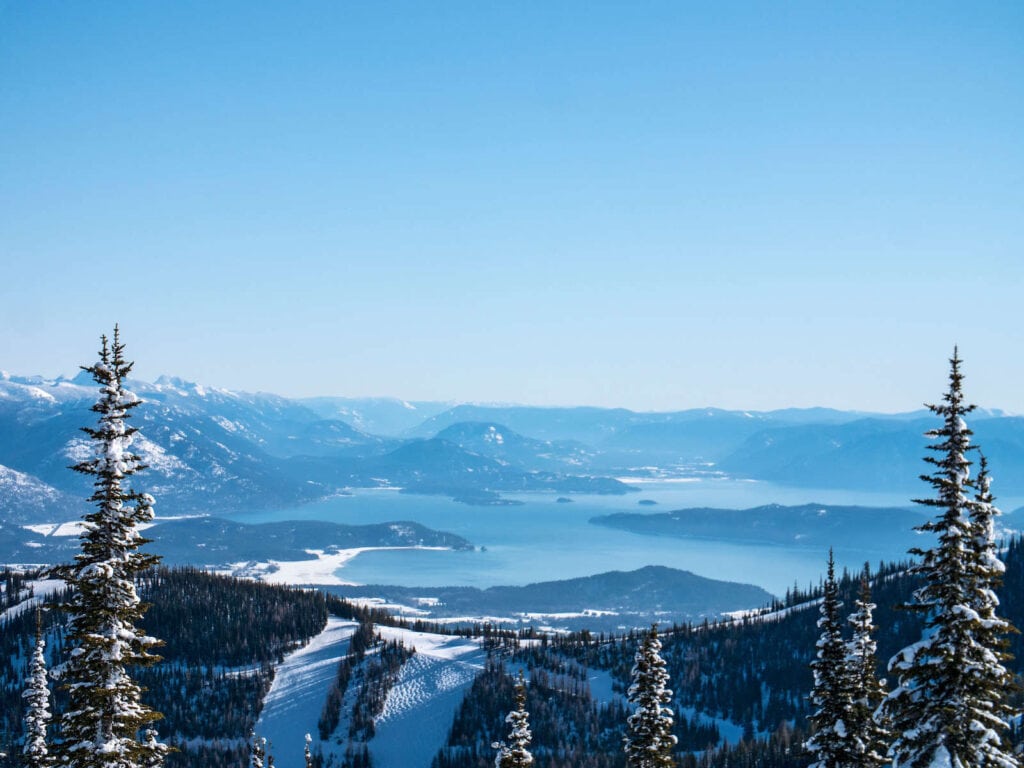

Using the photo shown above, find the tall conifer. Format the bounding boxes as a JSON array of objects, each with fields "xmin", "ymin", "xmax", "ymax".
[
  {"xmin": 56, "ymin": 327, "xmax": 166, "ymax": 768},
  {"xmin": 23, "ymin": 610, "xmax": 53, "ymax": 768},
  {"xmin": 624, "ymin": 625, "xmax": 676, "ymax": 768},
  {"xmin": 806, "ymin": 549, "xmax": 853, "ymax": 768},
  {"xmin": 304, "ymin": 734, "xmax": 314, "ymax": 768},
  {"xmin": 493, "ymin": 671, "xmax": 533, "ymax": 768},
  {"xmin": 844, "ymin": 566, "xmax": 888, "ymax": 768},
  {"xmin": 879, "ymin": 349, "xmax": 1019, "ymax": 768}
]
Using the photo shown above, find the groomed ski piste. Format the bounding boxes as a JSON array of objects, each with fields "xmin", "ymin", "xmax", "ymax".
[
  {"xmin": 255, "ymin": 616, "xmax": 486, "ymax": 768},
  {"xmin": 254, "ymin": 615, "xmax": 359, "ymax": 767}
]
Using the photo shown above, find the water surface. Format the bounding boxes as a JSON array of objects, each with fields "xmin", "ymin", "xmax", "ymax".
[{"xmin": 228, "ymin": 479, "xmax": 1020, "ymax": 597}]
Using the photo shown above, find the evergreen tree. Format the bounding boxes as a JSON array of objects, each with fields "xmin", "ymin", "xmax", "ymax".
[
  {"xmin": 56, "ymin": 328, "xmax": 167, "ymax": 768},
  {"xmin": 139, "ymin": 732, "xmax": 163, "ymax": 768},
  {"xmin": 880, "ymin": 349, "xmax": 1019, "ymax": 768},
  {"xmin": 968, "ymin": 455, "xmax": 1015, "ymax": 663},
  {"xmin": 492, "ymin": 671, "xmax": 533, "ymax": 768},
  {"xmin": 806, "ymin": 550, "xmax": 853, "ymax": 768},
  {"xmin": 23, "ymin": 610, "xmax": 53, "ymax": 768},
  {"xmin": 249, "ymin": 733, "xmax": 267, "ymax": 768},
  {"xmin": 844, "ymin": 566, "xmax": 888, "ymax": 768},
  {"xmin": 962, "ymin": 453, "xmax": 1019, "ymax": 767},
  {"xmin": 624, "ymin": 625, "xmax": 676, "ymax": 768}
]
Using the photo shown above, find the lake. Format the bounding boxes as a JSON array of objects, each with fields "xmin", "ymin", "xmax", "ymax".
[{"xmin": 227, "ymin": 479, "xmax": 1022, "ymax": 597}]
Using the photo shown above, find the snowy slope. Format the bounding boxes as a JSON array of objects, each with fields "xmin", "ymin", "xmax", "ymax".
[
  {"xmin": 0, "ymin": 464, "xmax": 81, "ymax": 523},
  {"xmin": 371, "ymin": 627, "xmax": 486, "ymax": 768},
  {"xmin": 254, "ymin": 619, "xmax": 485, "ymax": 768},
  {"xmin": 254, "ymin": 615, "xmax": 359, "ymax": 768},
  {"xmin": 0, "ymin": 578, "xmax": 64, "ymax": 623}
]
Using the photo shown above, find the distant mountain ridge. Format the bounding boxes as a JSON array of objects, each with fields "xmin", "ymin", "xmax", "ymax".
[
  {"xmin": 0, "ymin": 374, "xmax": 635, "ymax": 519},
  {"xmin": 3, "ymin": 369, "xmax": 1023, "ymax": 524},
  {"xmin": 326, "ymin": 564, "xmax": 774, "ymax": 631}
]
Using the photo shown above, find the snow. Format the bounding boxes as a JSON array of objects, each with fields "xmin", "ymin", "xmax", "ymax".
[
  {"xmin": 211, "ymin": 415, "xmax": 241, "ymax": 434},
  {"xmin": 343, "ymin": 596, "xmax": 432, "ymax": 616},
  {"xmin": 220, "ymin": 546, "xmax": 454, "ymax": 586},
  {"xmin": 25, "ymin": 386, "xmax": 57, "ymax": 402},
  {"xmin": 0, "ymin": 579, "xmax": 65, "ymax": 623},
  {"xmin": 24, "ymin": 524, "xmax": 59, "ymax": 537},
  {"xmin": 586, "ymin": 667, "xmax": 623, "ymax": 706},
  {"xmin": 370, "ymin": 627, "xmax": 487, "ymax": 768},
  {"xmin": 23, "ymin": 516, "xmax": 197, "ymax": 540},
  {"xmin": 52, "ymin": 522, "xmax": 86, "ymax": 537},
  {"xmin": 677, "ymin": 706, "xmax": 746, "ymax": 746},
  {"xmin": 132, "ymin": 436, "xmax": 188, "ymax": 474},
  {"xmin": 63, "ymin": 438, "xmax": 94, "ymax": 463},
  {"xmin": 254, "ymin": 615, "xmax": 358, "ymax": 768},
  {"xmin": 522, "ymin": 609, "xmax": 619, "ymax": 620},
  {"xmin": 255, "ymin": 620, "xmax": 485, "ymax": 768},
  {"xmin": 925, "ymin": 745, "xmax": 953, "ymax": 768}
]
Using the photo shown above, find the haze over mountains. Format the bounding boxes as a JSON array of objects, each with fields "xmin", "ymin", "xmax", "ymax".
[{"xmin": 2, "ymin": 370, "xmax": 1024, "ymax": 529}]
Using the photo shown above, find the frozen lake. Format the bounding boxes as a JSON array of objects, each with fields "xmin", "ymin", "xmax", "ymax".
[{"xmin": 221, "ymin": 478, "xmax": 1013, "ymax": 597}]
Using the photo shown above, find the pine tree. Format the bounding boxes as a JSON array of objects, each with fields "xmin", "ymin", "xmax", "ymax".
[
  {"xmin": 879, "ymin": 349, "xmax": 1019, "ymax": 768},
  {"xmin": 624, "ymin": 624, "xmax": 677, "ymax": 768},
  {"xmin": 249, "ymin": 733, "xmax": 267, "ymax": 768},
  {"xmin": 962, "ymin": 453, "xmax": 1019, "ymax": 767},
  {"xmin": 304, "ymin": 734, "xmax": 315, "ymax": 768},
  {"xmin": 806, "ymin": 549, "xmax": 853, "ymax": 768},
  {"xmin": 23, "ymin": 610, "xmax": 53, "ymax": 768},
  {"xmin": 248, "ymin": 732, "xmax": 275, "ymax": 768},
  {"xmin": 493, "ymin": 671, "xmax": 533, "ymax": 768},
  {"xmin": 844, "ymin": 566, "xmax": 888, "ymax": 768},
  {"xmin": 139, "ymin": 732, "xmax": 163, "ymax": 768},
  {"xmin": 56, "ymin": 328, "xmax": 167, "ymax": 768}
]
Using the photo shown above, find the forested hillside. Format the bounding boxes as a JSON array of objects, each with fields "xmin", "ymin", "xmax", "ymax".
[
  {"xmin": 0, "ymin": 568, "xmax": 329, "ymax": 768},
  {"xmin": 430, "ymin": 536, "xmax": 1024, "ymax": 768},
  {"xmin": 4, "ymin": 536, "xmax": 1022, "ymax": 768}
]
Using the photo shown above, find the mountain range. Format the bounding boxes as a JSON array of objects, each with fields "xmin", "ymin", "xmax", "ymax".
[{"xmin": 2, "ymin": 370, "xmax": 1023, "ymax": 528}]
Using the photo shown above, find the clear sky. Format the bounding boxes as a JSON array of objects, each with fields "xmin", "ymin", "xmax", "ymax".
[{"xmin": 1, "ymin": 2, "xmax": 1021, "ymax": 412}]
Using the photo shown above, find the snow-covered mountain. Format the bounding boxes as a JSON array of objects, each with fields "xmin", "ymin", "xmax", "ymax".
[
  {"xmin": 0, "ymin": 373, "xmax": 632, "ymax": 518},
  {"xmin": 5, "ymin": 369, "xmax": 1024, "ymax": 523},
  {"xmin": 0, "ymin": 464, "xmax": 82, "ymax": 524}
]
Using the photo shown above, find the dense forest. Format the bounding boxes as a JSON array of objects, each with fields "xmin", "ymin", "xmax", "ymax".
[{"xmin": 0, "ymin": 568, "xmax": 329, "ymax": 768}]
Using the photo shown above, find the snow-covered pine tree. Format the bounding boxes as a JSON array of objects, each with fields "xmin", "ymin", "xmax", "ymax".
[
  {"xmin": 304, "ymin": 733, "xmax": 314, "ymax": 768},
  {"xmin": 140, "ymin": 731, "xmax": 162, "ymax": 768},
  {"xmin": 968, "ymin": 454, "xmax": 1015, "ymax": 659},
  {"xmin": 56, "ymin": 328, "xmax": 167, "ymax": 768},
  {"xmin": 23, "ymin": 610, "xmax": 53, "ymax": 768},
  {"xmin": 879, "ymin": 349, "xmax": 1019, "ymax": 768},
  {"xmin": 844, "ymin": 565, "xmax": 888, "ymax": 768},
  {"xmin": 249, "ymin": 732, "xmax": 275, "ymax": 768},
  {"xmin": 624, "ymin": 624, "xmax": 677, "ymax": 768},
  {"xmin": 806, "ymin": 549, "xmax": 854, "ymax": 768},
  {"xmin": 493, "ymin": 670, "xmax": 533, "ymax": 768},
  {"xmin": 961, "ymin": 453, "xmax": 1019, "ymax": 767}
]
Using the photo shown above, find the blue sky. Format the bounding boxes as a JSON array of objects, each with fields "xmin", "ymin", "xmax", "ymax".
[{"xmin": 1, "ymin": 2, "xmax": 1021, "ymax": 411}]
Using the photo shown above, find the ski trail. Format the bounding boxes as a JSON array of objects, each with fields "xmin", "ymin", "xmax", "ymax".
[
  {"xmin": 370, "ymin": 628, "xmax": 486, "ymax": 768},
  {"xmin": 255, "ymin": 614, "xmax": 358, "ymax": 768}
]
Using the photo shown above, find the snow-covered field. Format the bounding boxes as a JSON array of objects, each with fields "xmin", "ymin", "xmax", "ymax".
[
  {"xmin": 254, "ymin": 616, "xmax": 359, "ymax": 768},
  {"xmin": 371, "ymin": 627, "xmax": 486, "ymax": 768},
  {"xmin": 213, "ymin": 546, "xmax": 451, "ymax": 586},
  {"xmin": 0, "ymin": 578, "xmax": 65, "ymax": 623},
  {"xmin": 254, "ymin": 618, "xmax": 486, "ymax": 768}
]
